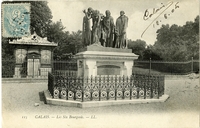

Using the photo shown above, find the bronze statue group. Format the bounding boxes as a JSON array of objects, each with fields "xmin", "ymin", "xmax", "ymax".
[{"xmin": 82, "ymin": 8, "xmax": 128, "ymax": 49}]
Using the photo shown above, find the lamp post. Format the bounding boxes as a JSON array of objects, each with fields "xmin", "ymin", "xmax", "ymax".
[
  {"xmin": 149, "ymin": 58, "xmax": 151, "ymax": 75},
  {"xmin": 191, "ymin": 57, "xmax": 193, "ymax": 73}
]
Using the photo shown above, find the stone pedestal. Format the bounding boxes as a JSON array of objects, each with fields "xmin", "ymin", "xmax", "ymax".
[{"xmin": 75, "ymin": 44, "xmax": 138, "ymax": 77}]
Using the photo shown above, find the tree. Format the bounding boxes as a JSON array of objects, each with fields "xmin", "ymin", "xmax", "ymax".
[
  {"xmin": 142, "ymin": 45, "xmax": 162, "ymax": 60},
  {"xmin": 128, "ymin": 39, "xmax": 146, "ymax": 59},
  {"xmin": 69, "ymin": 30, "xmax": 83, "ymax": 54},
  {"xmin": 30, "ymin": 1, "xmax": 53, "ymax": 37},
  {"xmin": 46, "ymin": 20, "xmax": 68, "ymax": 60},
  {"xmin": 154, "ymin": 15, "xmax": 199, "ymax": 61},
  {"xmin": 180, "ymin": 16, "xmax": 199, "ymax": 59},
  {"xmin": 48, "ymin": 23, "xmax": 84, "ymax": 60},
  {"xmin": 1, "ymin": 37, "xmax": 15, "ymax": 59}
]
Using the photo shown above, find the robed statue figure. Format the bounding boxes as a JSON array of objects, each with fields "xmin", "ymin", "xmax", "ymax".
[
  {"xmin": 82, "ymin": 7, "xmax": 93, "ymax": 46},
  {"xmin": 115, "ymin": 11, "xmax": 128, "ymax": 49},
  {"xmin": 102, "ymin": 10, "xmax": 114, "ymax": 47}
]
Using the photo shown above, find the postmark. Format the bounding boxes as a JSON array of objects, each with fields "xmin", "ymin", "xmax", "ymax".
[{"xmin": 2, "ymin": 3, "xmax": 30, "ymax": 37}]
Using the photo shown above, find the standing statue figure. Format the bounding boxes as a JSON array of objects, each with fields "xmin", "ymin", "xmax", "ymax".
[
  {"xmin": 82, "ymin": 7, "xmax": 93, "ymax": 46},
  {"xmin": 91, "ymin": 10, "xmax": 102, "ymax": 45},
  {"xmin": 102, "ymin": 10, "xmax": 114, "ymax": 47},
  {"xmin": 115, "ymin": 11, "xmax": 128, "ymax": 49}
]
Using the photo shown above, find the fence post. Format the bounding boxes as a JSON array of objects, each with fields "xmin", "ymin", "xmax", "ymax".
[
  {"xmin": 99, "ymin": 76, "xmax": 101, "ymax": 101},
  {"xmin": 191, "ymin": 57, "xmax": 193, "ymax": 73},
  {"xmin": 149, "ymin": 58, "xmax": 151, "ymax": 75},
  {"xmin": 52, "ymin": 73, "xmax": 55, "ymax": 98},
  {"xmin": 33, "ymin": 56, "xmax": 35, "ymax": 78},
  {"xmin": 90, "ymin": 76, "xmax": 93, "ymax": 101},
  {"xmin": 82, "ymin": 77, "xmax": 84, "ymax": 102},
  {"xmin": 171, "ymin": 62, "xmax": 173, "ymax": 75},
  {"xmin": 130, "ymin": 75, "xmax": 132, "ymax": 100},
  {"xmin": 157, "ymin": 76, "xmax": 160, "ymax": 99}
]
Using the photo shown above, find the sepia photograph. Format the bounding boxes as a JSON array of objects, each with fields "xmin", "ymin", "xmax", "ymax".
[{"xmin": 1, "ymin": 0, "xmax": 199, "ymax": 127}]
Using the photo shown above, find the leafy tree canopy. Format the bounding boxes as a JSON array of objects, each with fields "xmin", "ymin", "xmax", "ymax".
[
  {"xmin": 128, "ymin": 39, "xmax": 146, "ymax": 59},
  {"xmin": 153, "ymin": 15, "xmax": 199, "ymax": 61}
]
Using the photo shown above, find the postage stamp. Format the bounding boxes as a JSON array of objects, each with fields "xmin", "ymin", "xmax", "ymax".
[{"xmin": 2, "ymin": 3, "xmax": 30, "ymax": 37}]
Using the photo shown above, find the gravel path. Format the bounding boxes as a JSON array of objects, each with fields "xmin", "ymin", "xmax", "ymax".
[{"xmin": 2, "ymin": 76, "xmax": 199, "ymax": 128}]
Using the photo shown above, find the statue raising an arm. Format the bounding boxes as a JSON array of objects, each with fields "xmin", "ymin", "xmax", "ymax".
[{"xmin": 82, "ymin": 7, "xmax": 93, "ymax": 46}]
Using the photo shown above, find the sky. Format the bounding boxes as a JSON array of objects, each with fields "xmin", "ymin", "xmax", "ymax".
[{"xmin": 48, "ymin": 0, "xmax": 199, "ymax": 45}]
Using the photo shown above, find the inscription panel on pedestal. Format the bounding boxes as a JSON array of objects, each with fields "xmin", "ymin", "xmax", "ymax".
[
  {"xmin": 97, "ymin": 65, "xmax": 120, "ymax": 75},
  {"xmin": 97, "ymin": 61, "xmax": 123, "ymax": 76}
]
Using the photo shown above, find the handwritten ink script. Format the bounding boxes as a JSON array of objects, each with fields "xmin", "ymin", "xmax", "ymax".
[
  {"xmin": 141, "ymin": 1, "xmax": 179, "ymax": 37},
  {"xmin": 3, "ymin": 3, "xmax": 30, "ymax": 37}
]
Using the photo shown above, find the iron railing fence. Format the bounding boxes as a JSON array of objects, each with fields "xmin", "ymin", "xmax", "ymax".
[
  {"xmin": 48, "ymin": 72, "xmax": 165, "ymax": 102},
  {"xmin": 53, "ymin": 60, "xmax": 77, "ymax": 71},
  {"xmin": 52, "ymin": 60, "xmax": 77, "ymax": 76},
  {"xmin": 1, "ymin": 59, "xmax": 78, "ymax": 78},
  {"xmin": 2, "ymin": 59, "xmax": 199, "ymax": 78},
  {"xmin": 134, "ymin": 59, "xmax": 199, "ymax": 75}
]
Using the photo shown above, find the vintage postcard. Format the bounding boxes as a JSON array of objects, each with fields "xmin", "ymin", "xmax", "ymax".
[{"xmin": 1, "ymin": 0, "xmax": 199, "ymax": 128}]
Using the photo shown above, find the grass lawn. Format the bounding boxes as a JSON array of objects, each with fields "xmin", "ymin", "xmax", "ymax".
[
  {"xmin": 133, "ymin": 67, "xmax": 194, "ymax": 75},
  {"xmin": 2, "ymin": 75, "xmax": 199, "ymax": 128},
  {"xmin": 133, "ymin": 67, "xmax": 162, "ymax": 74}
]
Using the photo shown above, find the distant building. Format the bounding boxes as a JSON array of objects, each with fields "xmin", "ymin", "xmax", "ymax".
[{"xmin": 9, "ymin": 32, "xmax": 58, "ymax": 78}]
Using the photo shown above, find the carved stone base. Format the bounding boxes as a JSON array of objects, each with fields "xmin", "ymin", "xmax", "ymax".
[{"xmin": 75, "ymin": 45, "xmax": 138, "ymax": 77}]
